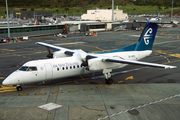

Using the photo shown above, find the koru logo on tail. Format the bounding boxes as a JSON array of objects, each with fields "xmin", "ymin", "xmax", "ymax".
[{"xmin": 144, "ymin": 28, "xmax": 153, "ymax": 45}]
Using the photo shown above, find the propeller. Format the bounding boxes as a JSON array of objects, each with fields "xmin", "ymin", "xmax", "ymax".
[
  {"xmin": 46, "ymin": 48, "xmax": 53, "ymax": 58},
  {"xmin": 81, "ymin": 55, "xmax": 97, "ymax": 67}
]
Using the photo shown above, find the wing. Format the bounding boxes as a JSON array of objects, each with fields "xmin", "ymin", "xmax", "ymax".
[
  {"xmin": 36, "ymin": 42, "xmax": 75, "ymax": 55},
  {"xmin": 102, "ymin": 58, "xmax": 177, "ymax": 69},
  {"xmin": 36, "ymin": 42, "xmax": 176, "ymax": 69}
]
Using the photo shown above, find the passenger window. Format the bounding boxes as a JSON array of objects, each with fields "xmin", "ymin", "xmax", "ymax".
[
  {"xmin": 73, "ymin": 66, "xmax": 75, "ymax": 69},
  {"xmin": 70, "ymin": 66, "xmax": 72, "ymax": 69},
  {"xmin": 77, "ymin": 65, "xmax": 79, "ymax": 68},
  {"xmin": 57, "ymin": 68, "xmax": 59, "ymax": 71},
  {"xmin": 66, "ymin": 67, "xmax": 68, "ymax": 70},
  {"xmin": 62, "ymin": 67, "xmax": 65, "ymax": 70}
]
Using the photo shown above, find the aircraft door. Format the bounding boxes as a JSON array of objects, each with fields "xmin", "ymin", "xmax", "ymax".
[{"xmin": 45, "ymin": 63, "xmax": 53, "ymax": 80}]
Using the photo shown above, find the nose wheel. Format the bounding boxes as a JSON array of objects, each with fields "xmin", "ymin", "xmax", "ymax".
[{"xmin": 16, "ymin": 86, "xmax": 22, "ymax": 91}]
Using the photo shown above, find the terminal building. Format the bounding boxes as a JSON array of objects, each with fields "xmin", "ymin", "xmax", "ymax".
[
  {"xmin": 8, "ymin": 11, "xmax": 53, "ymax": 19},
  {"xmin": 81, "ymin": 7, "xmax": 128, "ymax": 22}
]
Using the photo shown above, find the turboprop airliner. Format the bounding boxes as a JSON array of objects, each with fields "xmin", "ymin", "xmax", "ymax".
[{"xmin": 2, "ymin": 21, "xmax": 177, "ymax": 91}]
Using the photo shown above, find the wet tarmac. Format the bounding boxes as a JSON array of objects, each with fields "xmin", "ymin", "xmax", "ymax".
[{"xmin": 0, "ymin": 26, "xmax": 180, "ymax": 120}]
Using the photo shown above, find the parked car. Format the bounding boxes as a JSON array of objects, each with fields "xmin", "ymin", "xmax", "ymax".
[
  {"xmin": 0, "ymin": 37, "xmax": 6, "ymax": 43},
  {"xmin": 54, "ymin": 33, "xmax": 67, "ymax": 38}
]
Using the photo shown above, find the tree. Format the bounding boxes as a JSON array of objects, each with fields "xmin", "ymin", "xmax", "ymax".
[{"xmin": 64, "ymin": 8, "xmax": 69, "ymax": 13}]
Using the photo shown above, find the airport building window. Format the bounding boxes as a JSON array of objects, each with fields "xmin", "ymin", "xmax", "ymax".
[
  {"xmin": 89, "ymin": 24, "xmax": 105, "ymax": 29},
  {"xmin": 0, "ymin": 25, "xmax": 64, "ymax": 34}
]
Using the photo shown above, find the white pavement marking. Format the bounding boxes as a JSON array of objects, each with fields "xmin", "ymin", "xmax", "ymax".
[
  {"xmin": 38, "ymin": 102, "xmax": 63, "ymax": 111},
  {"xmin": 130, "ymin": 35, "xmax": 140, "ymax": 37},
  {"xmin": 97, "ymin": 94, "xmax": 180, "ymax": 120}
]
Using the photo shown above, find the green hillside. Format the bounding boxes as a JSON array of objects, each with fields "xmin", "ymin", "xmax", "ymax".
[{"xmin": 0, "ymin": 0, "xmax": 180, "ymax": 16}]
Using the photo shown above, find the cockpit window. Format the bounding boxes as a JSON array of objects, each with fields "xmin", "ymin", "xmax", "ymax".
[
  {"xmin": 19, "ymin": 66, "xmax": 29, "ymax": 71},
  {"xmin": 27, "ymin": 67, "xmax": 37, "ymax": 71},
  {"xmin": 19, "ymin": 66, "xmax": 37, "ymax": 71}
]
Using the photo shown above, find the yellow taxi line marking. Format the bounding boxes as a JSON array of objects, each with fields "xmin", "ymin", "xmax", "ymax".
[
  {"xmin": 1, "ymin": 85, "xmax": 14, "ymax": 87},
  {"xmin": 83, "ymin": 88, "xmax": 92, "ymax": 91},
  {"xmin": 0, "ymin": 49, "xmax": 9, "ymax": 50},
  {"xmin": 19, "ymin": 94, "xmax": 29, "ymax": 96},
  {"xmin": 0, "ymin": 87, "xmax": 16, "ymax": 90},
  {"xmin": 0, "ymin": 51, "xmax": 47, "ymax": 57},
  {"xmin": 52, "ymin": 92, "xmax": 63, "ymax": 94},
  {"xmin": 97, "ymin": 86, "xmax": 104, "ymax": 89},
  {"xmin": 154, "ymin": 50, "xmax": 180, "ymax": 58},
  {"xmin": 108, "ymin": 83, "xmax": 114, "ymax": 86},
  {"xmin": 125, "ymin": 76, "xmax": 133, "ymax": 80},
  {"xmin": 169, "ymin": 54, "xmax": 180, "ymax": 58},
  {"xmin": 45, "ymin": 40, "xmax": 54, "ymax": 41},
  {"xmin": 65, "ymin": 43, "xmax": 77, "ymax": 45},
  {"xmin": 69, "ymin": 90, "xmax": 78, "ymax": 93},
  {"xmin": 118, "ymin": 81, "xmax": 123, "ymax": 83},
  {"xmin": 0, "ymin": 85, "xmax": 16, "ymax": 92},
  {"xmin": 0, "ymin": 86, "xmax": 46, "ymax": 96},
  {"xmin": 54, "ymin": 81, "xmax": 73, "ymax": 85},
  {"xmin": 35, "ymin": 93, "xmax": 46, "ymax": 95},
  {"xmin": 78, "ymin": 44, "xmax": 104, "ymax": 51},
  {"xmin": 0, "ymin": 90, "xmax": 17, "ymax": 92}
]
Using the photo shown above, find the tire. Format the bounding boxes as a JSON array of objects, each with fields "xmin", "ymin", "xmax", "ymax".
[
  {"xmin": 105, "ymin": 79, "xmax": 109, "ymax": 84},
  {"xmin": 108, "ymin": 78, "xmax": 113, "ymax": 84},
  {"xmin": 17, "ymin": 86, "xmax": 22, "ymax": 91}
]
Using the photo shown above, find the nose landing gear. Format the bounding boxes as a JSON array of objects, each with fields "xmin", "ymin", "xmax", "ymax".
[{"xmin": 16, "ymin": 85, "xmax": 22, "ymax": 91}]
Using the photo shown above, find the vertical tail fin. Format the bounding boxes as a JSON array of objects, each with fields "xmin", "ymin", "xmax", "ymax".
[{"xmin": 135, "ymin": 22, "xmax": 159, "ymax": 51}]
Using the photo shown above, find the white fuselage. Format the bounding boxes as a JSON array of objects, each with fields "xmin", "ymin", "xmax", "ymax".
[{"xmin": 3, "ymin": 50, "xmax": 152, "ymax": 85}]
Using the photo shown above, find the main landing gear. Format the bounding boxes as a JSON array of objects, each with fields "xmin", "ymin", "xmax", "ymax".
[
  {"xmin": 103, "ymin": 69, "xmax": 114, "ymax": 84},
  {"xmin": 16, "ymin": 85, "xmax": 22, "ymax": 91}
]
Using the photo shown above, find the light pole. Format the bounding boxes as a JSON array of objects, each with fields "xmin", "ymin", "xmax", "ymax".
[
  {"xmin": 5, "ymin": 0, "xmax": 10, "ymax": 38},
  {"xmin": 171, "ymin": 0, "xmax": 173, "ymax": 21},
  {"xmin": 112, "ymin": 0, "xmax": 114, "ymax": 22}
]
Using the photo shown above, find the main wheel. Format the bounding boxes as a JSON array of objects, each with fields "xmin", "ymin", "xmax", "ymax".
[
  {"xmin": 105, "ymin": 79, "xmax": 109, "ymax": 84},
  {"xmin": 17, "ymin": 86, "xmax": 22, "ymax": 91},
  {"xmin": 107, "ymin": 78, "xmax": 113, "ymax": 84},
  {"xmin": 105, "ymin": 78, "xmax": 113, "ymax": 84}
]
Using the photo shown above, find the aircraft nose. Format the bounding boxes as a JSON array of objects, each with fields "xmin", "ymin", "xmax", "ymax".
[
  {"xmin": 2, "ymin": 79, "xmax": 11, "ymax": 85},
  {"xmin": 2, "ymin": 71, "xmax": 21, "ymax": 85}
]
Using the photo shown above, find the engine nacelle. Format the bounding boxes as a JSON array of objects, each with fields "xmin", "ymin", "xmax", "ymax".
[
  {"xmin": 88, "ymin": 58, "xmax": 120, "ymax": 71},
  {"xmin": 53, "ymin": 51, "xmax": 71, "ymax": 58}
]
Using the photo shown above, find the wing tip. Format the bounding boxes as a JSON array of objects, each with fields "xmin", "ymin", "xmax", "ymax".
[
  {"xmin": 165, "ymin": 66, "xmax": 177, "ymax": 69},
  {"xmin": 35, "ymin": 42, "xmax": 42, "ymax": 44}
]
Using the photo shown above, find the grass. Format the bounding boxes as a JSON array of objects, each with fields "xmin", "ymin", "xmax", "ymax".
[{"xmin": 0, "ymin": 5, "xmax": 180, "ymax": 17}]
